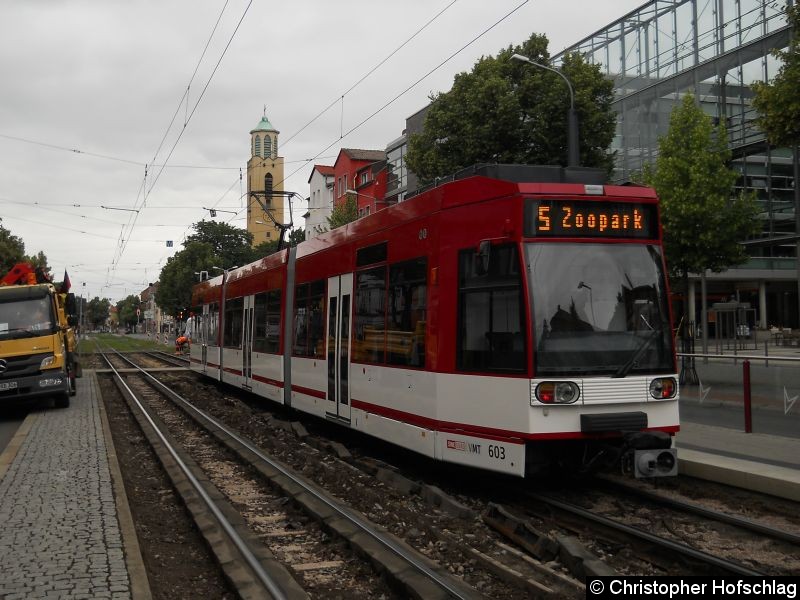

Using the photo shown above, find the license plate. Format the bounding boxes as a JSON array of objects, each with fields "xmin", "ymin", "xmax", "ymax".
[{"xmin": 0, "ymin": 381, "xmax": 18, "ymax": 391}]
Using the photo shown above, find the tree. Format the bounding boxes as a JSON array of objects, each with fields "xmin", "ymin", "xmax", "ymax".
[
  {"xmin": 288, "ymin": 228, "xmax": 305, "ymax": 247},
  {"xmin": 751, "ymin": 2, "xmax": 800, "ymax": 148},
  {"xmin": 86, "ymin": 297, "xmax": 111, "ymax": 330},
  {"xmin": 327, "ymin": 193, "xmax": 358, "ymax": 230},
  {"xmin": 406, "ymin": 33, "xmax": 616, "ymax": 183},
  {"xmin": 643, "ymin": 94, "xmax": 759, "ymax": 325},
  {"xmin": 185, "ymin": 220, "xmax": 254, "ymax": 269},
  {"xmin": 156, "ymin": 241, "xmax": 218, "ymax": 317},
  {"xmin": 248, "ymin": 227, "xmax": 306, "ymax": 261},
  {"xmin": 116, "ymin": 295, "xmax": 141, "ymax": 331},
  {"xmin": 26, "ymin": 251, "xmax": 50, "ymax": 279},
  {"xmin": 0, "ymin": 222, "xmax": 27, "ymax": 275},
  {"xmin": 752, "ymin": 2, "xmax": 800, "ymax": 322}
]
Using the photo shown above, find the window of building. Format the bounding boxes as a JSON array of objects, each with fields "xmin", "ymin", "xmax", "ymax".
[
  {"xmin": 360, "ymin": 171, "xmax": 369, "ymax": 185},
  {"xmin": 386, "ymin": 144, "xmax": 407, "ymax": 195},
  {"xmin": 223, "ymin": 297, "xmax": 244, "ymax": 348},
  {"xmin": 254, "ymin": 135, "xmax": 261, "ymax": 158},
  {"xmin": 265, "ymin": 173, "xmax": 273, "ymax": 202},
  {"xmin": 457, "ymin": 244, "xmax": 525, "ymax": 372},
  {"xmin": 264, "ymin": 136, "xmax": 272, "ymax": 159},
  {"xmin": 293, "ymin": 280, "xmax": 325, "ymax": 357}
]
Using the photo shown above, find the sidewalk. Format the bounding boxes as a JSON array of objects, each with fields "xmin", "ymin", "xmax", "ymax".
[
  {"xmin": 676, "ymin": 420, "xmax": 800, "ymax": 501},
  {"xmin": 0, "ymin": 373, "xmax": 149, "ymax": 599}
]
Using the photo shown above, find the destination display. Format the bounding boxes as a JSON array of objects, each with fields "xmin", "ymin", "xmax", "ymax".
[{"xmin": 525, "ymin": 199, "xmax": 659, "ymax": 239}]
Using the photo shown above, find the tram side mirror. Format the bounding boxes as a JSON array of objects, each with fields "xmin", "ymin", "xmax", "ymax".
[
  {"xmin": 65, "ymin": 293, "xmax": 77, "ymax": 314},
  {"xmin": 475, "ymin": 240, "xmax": 491, "ymax": 276},
  {"xmin": 68, "ymin": 316, "xmax": 79, "ymax": 327}
]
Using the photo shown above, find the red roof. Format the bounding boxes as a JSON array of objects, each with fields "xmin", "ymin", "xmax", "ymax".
[{"xmin": 307, "ymin": 164, "xmax": 334, "ymax": 183}]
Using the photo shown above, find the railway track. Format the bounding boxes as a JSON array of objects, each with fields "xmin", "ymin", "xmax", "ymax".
[
  {"xmin": 511, "ymin": 479, "xmax": 800, "ymax": 578},
  {"xmin": 98, "ymin": 348, "xmax": 479, "ymax": 599},
  {"xmin": 96, "ymin": 359, "xmax": 800, "ymax": 593}
]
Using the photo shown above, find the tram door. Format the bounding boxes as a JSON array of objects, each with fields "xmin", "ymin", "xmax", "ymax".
[
  {"xmin": 326, "ymin": 274, "xmax": 352, "ymax": 422},
  {"xmin": 201, "ymin": 304, "xmax": 209, "ymax": 374},
  {"xmin": 242, "ymin": 295, "xmax": 255, "ymax": 389}
]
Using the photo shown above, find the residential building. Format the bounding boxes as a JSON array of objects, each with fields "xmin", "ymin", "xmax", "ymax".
[
  {"xmin": 354, "ymin": 159, "xmax": 388, "ymax": 217},
  {"xmin": 331, "ymin": 148, "xmax": 387, "ymax": 216},
  {"xmin": 306, "ymin": 164, "xmax": 335, "ymax": 239}
]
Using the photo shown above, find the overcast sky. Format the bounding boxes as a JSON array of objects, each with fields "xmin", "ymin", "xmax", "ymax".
[{"xmin": 0, "ymin": 0, "xmax": 643, "ymax": 303}]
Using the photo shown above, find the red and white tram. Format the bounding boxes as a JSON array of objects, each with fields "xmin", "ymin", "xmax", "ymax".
[{"xmin": 190, "ymin": 165, "xmax": 679, "ymax": 478}]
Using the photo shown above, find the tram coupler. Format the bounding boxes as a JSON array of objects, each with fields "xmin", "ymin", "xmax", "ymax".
[{"xmin": 620, "ymin": 431, "xmax": 678, "ymax": 478}]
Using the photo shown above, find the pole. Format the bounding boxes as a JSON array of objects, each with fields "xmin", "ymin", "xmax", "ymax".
[
  {"xmin": 567, "ymin": 107, "xmax": 580, "ymax": 168},
  {"xmin": 510, "ymin": 54, "xmax": 579, "ymax": 167},
  {"xmin": 743, "ymin": 360, "xmax": 752, "ymax": 433},
  {"xmin": 794, "ymin": 145, "xmax": 800, "ymax": 329},
  {"xmin": 701, "ymin": 270, "xmax": 709, "ymax": 362}
]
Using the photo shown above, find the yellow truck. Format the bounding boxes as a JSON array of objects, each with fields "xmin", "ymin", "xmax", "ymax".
[{"xmin": 0, "ymin": 264, "xmax": 79, "ymax": 408}]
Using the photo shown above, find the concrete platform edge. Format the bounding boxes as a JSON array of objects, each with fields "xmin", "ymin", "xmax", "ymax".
[
  {"xmin": 678, "ymin": 448, "xmax": 800, "ymax": 502},
  {"xmin": 94, "ymin": 371, "xmax": 153, "ymax": 600},
  {"xmin": 0, "ymin": 412, "xmax": 38, "ymax": 483}
]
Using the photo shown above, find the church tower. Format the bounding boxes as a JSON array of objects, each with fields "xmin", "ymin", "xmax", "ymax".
[{"xmin": 247, "ymin": 111, "xmax": 285, "ymax": 247}]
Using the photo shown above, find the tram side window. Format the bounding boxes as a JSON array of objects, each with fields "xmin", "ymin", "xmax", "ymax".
[
  {"xmin": 253, "ymin": 291, "xmax": 282, "ymax": 353},
  {"xmin": 208, "ymin": 302, "xmax": 219, "ymax": 345},
  {"xmin": 223, "ymin": 297, "xmax": 244, "ymax": 348},
  {"xmin": 354, "ymin": 266, "xmax": 387, "ymax": 363},
  {"xmin": 293, "ymin": 281, "xmax": 325, "ymax": 357},
  {"xmin": 253, "ymin": 293, "xmax": 268, "ymax": 353},
  {"xmin": 265, "ymin": 289, "xmax": 281, "ymax": 353},
  {"xmin": 387, "ymin": 258, "xmax": 427, "ymax": 367},
  {"xmin": 457, "ymin": 244, "xmax": 525, "ymax": 372},
  {"xmin": 191, "ymin": 307, "xmax": 201, "ymax": 343}
]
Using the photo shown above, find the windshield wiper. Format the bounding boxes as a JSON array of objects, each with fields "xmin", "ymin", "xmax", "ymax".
[{"xmin": 612, "ymin": 329, "xmax": 660, "ymax": 378}]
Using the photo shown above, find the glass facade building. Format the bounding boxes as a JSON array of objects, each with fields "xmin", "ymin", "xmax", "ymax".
[{"xmin": 555, "ymin": 0, "xmax": 798, "ymax": 328}]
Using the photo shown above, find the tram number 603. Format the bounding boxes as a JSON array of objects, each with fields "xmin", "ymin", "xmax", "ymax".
[{"xmin": 488, "ymin": 444, "xmax": 505, "ymax": 460}]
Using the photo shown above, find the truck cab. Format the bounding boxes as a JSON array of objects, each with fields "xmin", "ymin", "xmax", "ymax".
[{"xmin": 0, "ymin": 264, "xmax": 79, "ymax": 408}]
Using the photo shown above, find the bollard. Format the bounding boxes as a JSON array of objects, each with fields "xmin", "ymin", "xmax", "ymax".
[{"xmin": 743, "ymin": 360, "xmax": 752, "ymax": 433}]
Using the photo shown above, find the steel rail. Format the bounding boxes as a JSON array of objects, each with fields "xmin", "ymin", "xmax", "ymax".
[
  {"xmin": 527, "ymin": 491, "xmax": 765, "ymax": 577},
  {"xmin": 119, "ymin": 351, "xmax": 473, "ymax": 600},
  {"xmin": 99, "ymin": 349, "xmax": 290, "ymax": 600},
  {"xmin": 140, "ymin": 350, "xmax": 188, "ymax": 368},
  {"xmin": 596, "ymin": 478, "xmax": 800, "ymax": 546}
]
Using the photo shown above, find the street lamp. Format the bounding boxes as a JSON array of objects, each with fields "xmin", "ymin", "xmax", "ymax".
[{"xmin": 511, "ymin": 53, "xmax": 580, "ymax": 168}]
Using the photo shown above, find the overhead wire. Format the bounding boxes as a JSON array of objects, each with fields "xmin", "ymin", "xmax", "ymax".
[
  {"xmin": 107, "ymin": 0, "xmax": 253, "ymax": 285},
  {"xmin": 280, "ymin": 0, "xmax": 462, "ymax": 149},
  {"xmin": 277, "ymin": 0, "xmax": 531, "ymax": 196}
]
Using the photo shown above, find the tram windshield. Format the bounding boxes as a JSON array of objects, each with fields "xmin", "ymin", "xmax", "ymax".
[{"xmin": 526, "ymin": 243, "xmax": 674, "ymax": 377}]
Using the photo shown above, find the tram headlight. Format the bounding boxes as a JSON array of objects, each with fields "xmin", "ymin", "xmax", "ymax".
[
  {"xmin": 535, "ymin": 381, "xmax": 580, "ymax": 404},
  {"xmin": 649, "ymin": 377, "xmax": 677, "ymax": 399}
]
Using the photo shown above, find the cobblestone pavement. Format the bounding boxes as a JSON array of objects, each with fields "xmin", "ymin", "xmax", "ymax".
[{"xmin": 0, "ymin": 375, "xmax": 132, "ymax": 600}]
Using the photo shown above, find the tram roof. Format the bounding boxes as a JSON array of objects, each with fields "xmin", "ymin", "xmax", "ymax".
[{"xmin": 193, "ymin": 164, "xmax": 657, "ymax": 296}]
